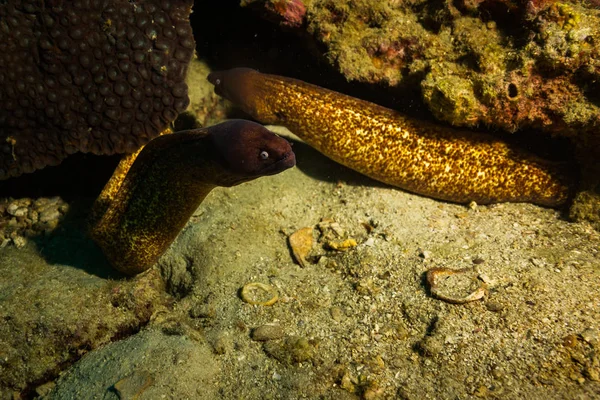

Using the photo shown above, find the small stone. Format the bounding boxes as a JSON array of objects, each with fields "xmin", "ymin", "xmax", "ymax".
[
  {"xmin": 485, "ymin": 301, "xmax": 504, "ymax": 312},
  {"xmin": 47, "ymin": 219, "xmax": 59, "ymax": 230},
  {"xmin": 251, "ymin": 324, "xmax": 285, "ymax": 341},
  {"xmin": 35, "ymin": 381, "xmax": 55, "ymax": 397},
  {"xmin": 12, "ymin": 207, "xmax": 28, "ymax": 217},
  {"xmin": 189, "ymin": 303, "xmax": 215, "ymax": 319},
  {"xmin": 34, "ymin": 198, "xmax": 49, "ymax": 208},
  {"xmin": 581, "ymin": 328, "xmax": 599, "ymax": 346},
  {"xmin": 46, "ymin": 196, "xmax": 60, "ymax": 205},
  {"xmin": 28, "ymin": 209, "xmax": 39, "ymax": 223},
  {"xmin": 340, "ymin": 371, "xmax": 357, "ymax": 393},
  {"xmin": 530, "ymin": 258, "xmax": 545, "ymax": 267},
  {"xmin": 329, "ymin": 222, "xmax": 345, "ymax": 237},
  {"xmin": 367, "ymin": 355, "xmax": 385, "ymax": 372},
  {"xmin": 330, "ymin": 306, "xmax": 344, "ymax": 322},
  {"xmin": 12, "ymin": 236, "xmax": 27, "ymax": 248},
  {"xmin": 39, "ymin": 209, "xmax": 60, "ymax": 223},
  {"xmin": 478, "ymin": 273, "xmax": 495, "ymax": 285},
  {"xmin": 212, "ymin": 334, "xmax": 231, "ymax": 355},
  {"xmin": 263, "ymin": 336, "xmax": 317, "ymax": 365},
  {"xmin": 6, "ymin": 203, "xmax": 20, "ymax": 216},
  {"xmin": 562, "ymin": 334, "xmax": 578, "ymax": 348}
]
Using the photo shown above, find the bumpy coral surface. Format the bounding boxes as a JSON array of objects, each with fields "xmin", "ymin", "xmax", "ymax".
[
  {"xmin": 296, "ymin": 0, "xmax": 600, "ymax": 138},
  {"xmin": 0, "ymin": 0, "xmax": 195, "ymax": 179}
]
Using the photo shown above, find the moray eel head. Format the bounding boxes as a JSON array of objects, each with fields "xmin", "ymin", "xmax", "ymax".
[
  {"xmin": 209, "ymin": 119, "xmax": 295, "ymax": 186},
  {"xmin": 208, "ymin": 68, "xmax": 279, "ymax": 124}
]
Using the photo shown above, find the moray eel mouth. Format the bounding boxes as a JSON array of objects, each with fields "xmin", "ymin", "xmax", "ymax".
[{"xmin": 259, "ymin": 150, "xmax": 296, "ymax": 176}]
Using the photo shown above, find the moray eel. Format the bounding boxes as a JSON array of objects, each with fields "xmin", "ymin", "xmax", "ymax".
[
  {"xmin": 90, "ymin": 120, "xmax": 295, "ymax": 276},
  {"xmin": 208, "ymin": 68, "xmax": 573, "ymax": 207}
]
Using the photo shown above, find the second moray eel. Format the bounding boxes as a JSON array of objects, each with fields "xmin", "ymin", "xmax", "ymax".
[
  {"xmin": 90, "ymin": 120, "xmax": 295, "ymax": 276},
  {"xmin": 208, "ymin": 68, "xmax": 573, "ymax": 207}
]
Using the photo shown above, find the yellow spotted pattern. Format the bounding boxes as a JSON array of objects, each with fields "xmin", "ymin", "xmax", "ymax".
[{"xmin": 243, "ymin": 73, "xmax": 572, "ymax": 206}]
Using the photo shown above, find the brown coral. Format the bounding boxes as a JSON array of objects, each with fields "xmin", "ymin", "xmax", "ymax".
[{"xmin": 0, "ymin": 0, "xmax": 195, "ymax": 180}]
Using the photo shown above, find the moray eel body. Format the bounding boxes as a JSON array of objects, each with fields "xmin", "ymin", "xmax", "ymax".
[
  {"xmin": 208, "ymin": 68, "xmax": 573, "ymax": 207},
  {"xmin": 90, "ymin": 120, "xmax": 295, "ymax": 276}
]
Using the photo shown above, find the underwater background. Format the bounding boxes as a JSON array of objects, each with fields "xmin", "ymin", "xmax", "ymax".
[{"xmin": 0, "ymin": 0, "xmax": 599, "ymax": 398}]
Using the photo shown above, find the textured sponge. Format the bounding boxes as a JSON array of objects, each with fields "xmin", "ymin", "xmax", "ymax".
[{"xmin": 0, "ymin": 0, "xmax": 195, "ymax": 179}]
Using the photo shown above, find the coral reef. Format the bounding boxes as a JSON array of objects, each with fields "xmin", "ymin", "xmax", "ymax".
[
  {"xmin": 299, "ymin": 0, "xmax": 600, "ymax": 136},
  {"xmin": 0, "ymin": 0, "xmax": 195, "ymax": 179}
]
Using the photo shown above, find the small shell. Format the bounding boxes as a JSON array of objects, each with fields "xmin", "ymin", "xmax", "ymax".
[
  {"xmin": 240, "ymin": 282, "xmax": 279, "ymax": 306},
  {"xmin": 426, "ymin": 267, "xmax": 486, "ymax": 304},
  {"xmin": 288, "ymin": 227, "xmax": 314, "ymax": 267},
  {"xmin": 326, "ymin": 238, "xmax": 357, "ymax": 251}
]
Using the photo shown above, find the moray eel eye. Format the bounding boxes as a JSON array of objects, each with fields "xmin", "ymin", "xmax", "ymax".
[{"xmin": 260, "ymin": 151, "xmax": 269, "ymax": 160}]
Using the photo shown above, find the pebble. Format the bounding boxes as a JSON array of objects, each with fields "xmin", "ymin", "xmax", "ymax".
[
  {"xmin": 251, "ymin": 324, "xmax": 285, "ymax": 341},
  {"xmin": 212, "ymin": 334, "xmax": 232, "ymax": 355},
  {"xmin": 1, "ymin": 196, "xmax": 68, "ymax": 242},
  {"xmin": 263, "ymin": 336, "xmax": 316, "ymax": 365},
  {"xmin": 189, "ymin": 303, "xmax": 216, "ymax": 319},
  {"xmin": 317, "ymin": 219, "xmax": 345, "ymax": 237},
  {"xmin": 8, "ymin": 206, "xmax": 27, "ymax": 217},
  {"xmin": 330, "ymin": 306, "xmax": 345, "ymax": 322},
  {"xmin": 34, "ymin": 381, "xmax": 56, "ymax": 397},
  {"xmin": 363, "ymin": 237, "xmax": 375, "ymax": 247},
  {"xmin": 581, "ymin": 328, "xmax": 599, "ymax": 346},
  {"xmin": 472, "ymin": 257, "xmax": 485, "ymax": 265},
  {"xmin": 39, "ymin": 209, "xmax": 60, "ymax": 223},
  {"xmin": 485, "ymin": 301, "xmax": 504, "ymax": 312},
  {"xmin": 12, "ymin": 236, "xmax": 27, "ymax": 248}
]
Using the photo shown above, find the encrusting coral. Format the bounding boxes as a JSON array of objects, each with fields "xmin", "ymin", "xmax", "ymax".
[{"xmin": 0, "ymin": 0, "xmax": 195, "ymax": 179}]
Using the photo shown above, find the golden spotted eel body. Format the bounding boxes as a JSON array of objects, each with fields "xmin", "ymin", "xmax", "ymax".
[
  {"xmin": 90, "ymin": 120, "xmax": 295, "ymax": 275},
  {"xmin": 208, "ymin": 68, "xmax": 573, "ymax": 207}
]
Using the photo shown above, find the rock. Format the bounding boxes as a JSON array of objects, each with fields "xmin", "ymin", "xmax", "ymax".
[
  {"xmin": 263, "ymin": 336, "xmax": 317, "ymax": 365},
  {"xmin": 47, "ymin": 329, "xmax": 218, "ymax": 399},
  {"xmin": 251, "ymin": 324, "xmax": 285, "ymax": 341}
]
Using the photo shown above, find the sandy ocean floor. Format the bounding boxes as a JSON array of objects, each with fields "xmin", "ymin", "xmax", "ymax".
[{"xmin": 0, "ymin": 60, "xmax": 599, "ymax": 400}]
